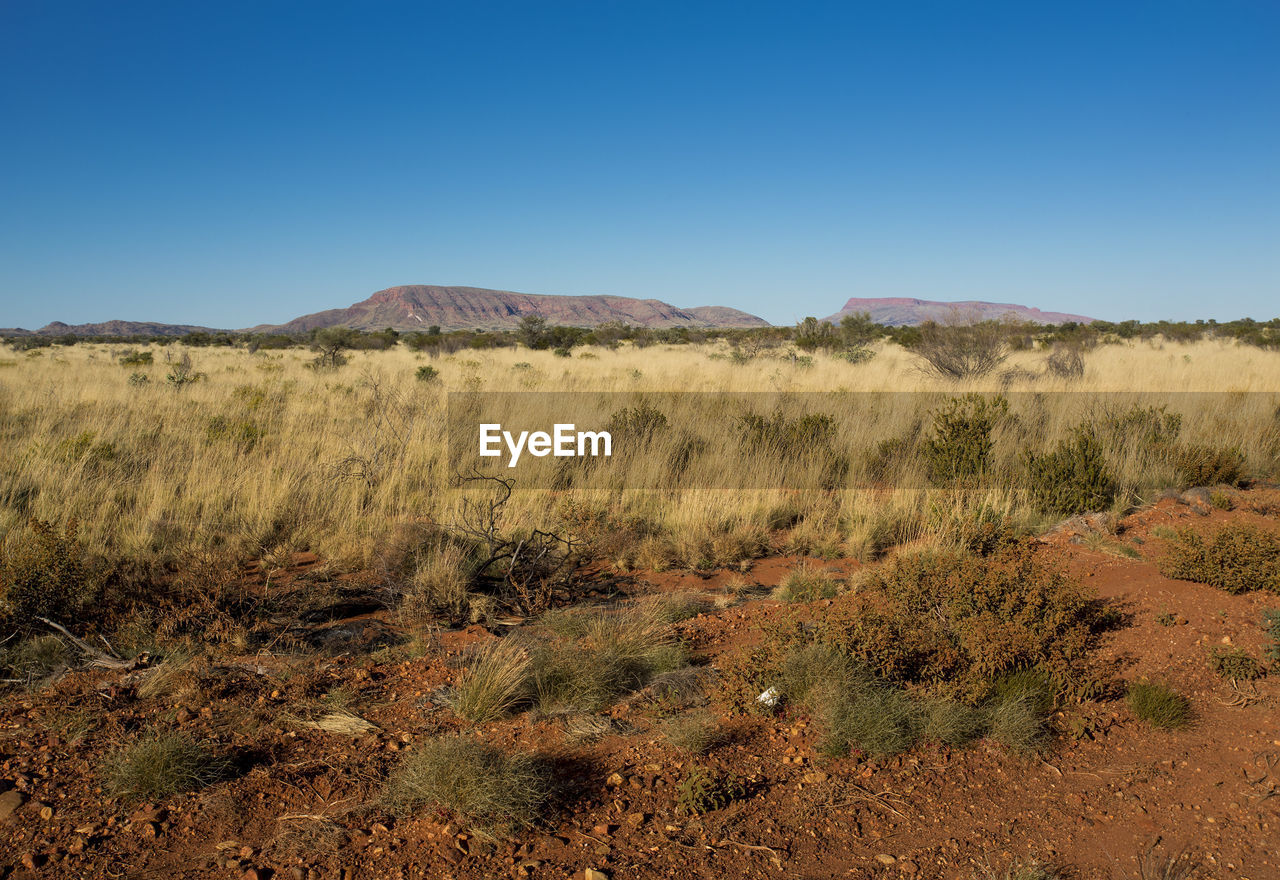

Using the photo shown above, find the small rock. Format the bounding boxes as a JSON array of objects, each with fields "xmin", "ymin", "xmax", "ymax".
[
  {"xmin": 606, "ymin": 772, "xmax": 624, "ymax": 787},
  {"xmin": 898, "ymin": 860, "xmax": 919, "ymax": 874},
  {"xmin": 175, "ymin": 707, "xmax": 192, "ymax": 723},
  {"xmin": 585, "ymin": 870, "xmax": 610, "ymax": 880},
  {"xmin": 291, "ymin": 869, "xmax": 306, "ymax": 880},
  {"xmin": 591, "ymin": 822, "xmax": 617, "ymax": 837},
  {"xmin": 0, "ymin": 789, "xmax": 25, "ymax": 823},
  {"xmin": 876, "ymin": 854, "xmax": 897, "ymax": 866}
]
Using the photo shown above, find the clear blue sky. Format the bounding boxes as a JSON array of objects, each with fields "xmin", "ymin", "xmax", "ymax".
[{"xmin": 2, "ymin": 1, "xmax": 1277, "ymax": 329}]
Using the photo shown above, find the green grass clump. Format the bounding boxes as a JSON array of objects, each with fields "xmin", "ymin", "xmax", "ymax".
[
  {"xmin": 661, "ymin": 711, "xmax": 723, "ymax": 754},
  {"xmin": 1208, "ymin": 646, "xmax": 1266, "ymax": 681},
  {"xmin": 105, "ymin": 732, "xmax": 228, "ymax": 799},
  {"xmin": 775, "ymin": 563, "xmax": 840, "ymax": 603},
  {"xmin": 384, "ymin": 735, "xmax": 548, "ymax": 829},
  {"xmin": 1158, "ymin": 523, "xmax": 1280, "ymax": 594},
  {"xmin": 1024, "ymin": 425, "xmax": 1117, "ymax": 516},
  {"xmin": 1126, "ymin": 681, "xmax": 1192, "ymax": 729}
]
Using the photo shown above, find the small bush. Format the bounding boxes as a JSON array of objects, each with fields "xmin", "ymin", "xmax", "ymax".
[
  {"xmin": 1172, "ymin": 443, "xmax": 1244, "ymax": 488},
  {"xmin": 1044, "ymin": 345, "xmax": 1084, "ymax": 379},
  {"xmin": 118, "ymin": 349, "xmax": 153, "ymax": 366},
  {"xmin": 104, "ymin": 732, "xmax": 227, "ymax": 799},
  {"xmin": 1208, "ymin": 646, "xmax": 1266, "ymax": 681},
  {"xmin": 1264, "ymin": 609, "xmax": 1280, "ymax": 664},
  {"xmin": 384, "ymin": 735, "xmax": 549, "ymax": 828},
  {"xmin": 923, "ymin": 394, "xmax": 1008, "ymax": 485},
  {"xmin": 820, "ymin": 680, "xmax": 924, "ymax": 757},
  {"xmin": 1025, "ymin": 425, "xmax": 1117, "ymax": 515},
  {"xmin": 675, "ymin": 765, "xmax": 746, "ymax": 814},
  {"xmin": 450, "ymin": 639, "xmax": 532, "ymax": 723},
  {"xmin": 776, "ymin": 563, "xmax": 839, "ymax": 602},
  {"xmin": 415, "ymin": 365, "xmax": 439, "ymax": 383},
  {"xmin": 1127, "ymin": 681, "xmax": 1191, "ymax": 729},
  {"xmin": 1158, "ymin": 523, "xmax": 1280, "ymax": 594},
  {"xmin": 128, "ymin": 372, "xmax": 149, "ymax": 386},
  {"xmin": 401, "ymin": 542, "xmax": 475, "ymax": 622},
  {"xmin": 0, "ymin": 518, "xmax": 94, "ymax": 631}
]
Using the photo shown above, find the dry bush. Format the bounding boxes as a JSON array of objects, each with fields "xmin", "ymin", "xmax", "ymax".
[
  {"xmin": 1044, "ymin": 345, "xmax": 1086, "ymax": 380},
  {"xmin": 1157, "ymin": 523, "xmax": 1280, "ymax": 594},
  {"xmin": 383, "ymin": 735, "xmax": 549, "ymax": 829},
  {"xmin": 1171, "ymin": 443, "xmax": 1244, "ymax": 488},
  {"xmin": 912, "ymin": 320, "xmax": 1010, "ymax": 379},
  {"xmin": 816, "ymin": 542, "xmax": 1109, "ymax": 704},
  {"xmin": 401, "ymin": 540, "xmax": 475, "ymax": 623}
]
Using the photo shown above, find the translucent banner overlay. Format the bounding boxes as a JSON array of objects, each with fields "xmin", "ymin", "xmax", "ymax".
[{"xmin": 446, "ymin": 391, "xmax": 1280, "ymax": 490}]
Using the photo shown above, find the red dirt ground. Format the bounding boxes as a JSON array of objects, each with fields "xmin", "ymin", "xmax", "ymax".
[{"xmin": 2, "ymin": 489, "xmax": 1278, "ymax": 880}]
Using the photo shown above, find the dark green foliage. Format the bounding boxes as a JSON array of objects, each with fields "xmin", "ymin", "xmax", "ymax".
[
  {"xmin": 415, "ymin": 365, "xmax": 439, "ymax": 382},
  {"xmin": 1126, "ymin": 681, "xmax": 1191, "ymax": 729},
  {"xmin": 676, "ymin": 765, "xmax": 746, "ymax": 814},
  {"xmin": 923, "ymin": 394, "xmax": 1008, "ymax": 485},
  {"xmin": 0, "ymin": 518, "xmax": 93, "ymax": 631},
  {"xmin": 606, "ymin": 403, "xmax": 669, "ymax": 445},
  {"xmin": 1158, "ymin": 523, "xmax": 1280, "ymax": 594},
  {"xmin": 738, "ymin": 409, "xmax": 838, "ymax": 453},
  {"xmin": 1025, "ymin": 425, "xmax": 1117, "ymax": 515},
  {"xmin": 1208, "ymin": 646, "xmax": 1266, "ymax": 681},
  {"xmin": 205, "ymin": 416, "xmax": 263, "ymax": 452},
  {"xmin": 384, "ymin": 735, "xmax": 549, "ymax": 828}
]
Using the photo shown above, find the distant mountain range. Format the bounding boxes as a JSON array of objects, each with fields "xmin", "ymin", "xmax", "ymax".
[
  {"xmin": 823, "ymin": 297, "xmax": 1094, "ymax": 326},
  {"xmin": 2, "ymin": 288, "xmax": 1096, "ymax": 336}
]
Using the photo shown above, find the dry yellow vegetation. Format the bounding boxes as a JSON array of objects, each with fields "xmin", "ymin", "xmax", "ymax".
[{"xmin": 1, "ymin": 338, "xmax": 1277, "ymax": 576}]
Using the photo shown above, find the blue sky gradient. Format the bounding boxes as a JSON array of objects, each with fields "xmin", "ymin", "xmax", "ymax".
[{"xmin": 2, "ymin": 1, "xmax": 1277, "ymax": 328}]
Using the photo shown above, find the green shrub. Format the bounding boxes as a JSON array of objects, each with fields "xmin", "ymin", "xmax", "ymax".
[
  {"xmin": 923, "ymin": 394, "xmax": 1008, "ymax": 485},
  {"xmin": 1126, "ymin": 681, "xmax": 1191, "ymax": 729},
  {"xmin": 1264, "ymin": 610, "xmax": 1280, "ymax": 664},
  {"xmin": 105, "ymin": 732, "xmax": 228, "ymax": 799},
  {"xmin": 1172, "ymin": 444, "xmax": 1244, "ymax": 488},
  {"xmin": 0, "ymin": 518, "xmax": 94, "ymax": 631},
  {"xmin": 1157, "ymin": 523, "xmax": 1280, "ymax": 594},
  {"xmin": 1025, "ymin": 425, "xmax": 1117, "ymax": 515},
  {"xmin": 118, "ymin": 349, "xmax": 153, "ymax": 366},
  {"xmin": 675, "ymin": 765, "xmax": 746, "ymax": 814},
  {"xmin": 205, "ymin": 416, "xmax": 264, "ymax": 452},
  {"xmin": 415, "ymin": 364, "xmax": 439, "ymax": 382},
  {"xmin": 819, "ymin": 680, "xmax": 924, "ymax": 757},
  {"xmin": 384, "ymin": 735, "xmax": 549, "ymax": 828},
  {"xmin": 1208, "ymin": 646, "xmax": 1266, "ymax": 681}
]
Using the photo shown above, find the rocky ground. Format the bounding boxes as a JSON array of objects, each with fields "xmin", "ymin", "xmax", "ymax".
[{"xmin": 1, "ymin": 490, "xmax": 1278, "ymax": 880}]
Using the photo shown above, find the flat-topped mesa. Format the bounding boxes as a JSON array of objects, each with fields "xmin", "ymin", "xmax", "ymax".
[{"xmin": 822, "ymin": 297, "xmax": 1095, "ymax": 327}]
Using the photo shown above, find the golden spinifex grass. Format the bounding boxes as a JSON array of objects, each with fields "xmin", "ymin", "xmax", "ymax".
[{"xmin": 1, "ymin": 339, "xmax": 1278, "ymax": 574}]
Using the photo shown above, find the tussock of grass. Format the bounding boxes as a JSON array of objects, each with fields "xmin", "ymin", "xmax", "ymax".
[
  {"xmin": 1127, "ymin": 681, "xmax": 1191, "ymax": 729},
  {"xmin": 105, "ymin": 731, "xmax": 228, "ymax": 799},
  {"xmin": 383, "ymin": 735, "xmax": 549, "ymax": 829},
  {"xmin": 661, "ymin": 711, "xmax": 722, "ymax": 754},
  {"xmin": 450, "ymin": 638, "xmax": 532, "ymax": 723},
  {"xmin": 775, "ymin": 563, "xmax": 840, "ymax": 603},
  {"xmin": 820, "ymin": 681, "xmax": 923, "ymax": 757},
  {"xmin": 0, "ymin": 633, "xmax": 71, "ymax": 684},
  {"xmin": 642, "ymin": 591, "xmax": 713, "ymax": 624},
  {"xmin": 984, "ymin": 692, "xmax": 1048, "ymax": 754}
]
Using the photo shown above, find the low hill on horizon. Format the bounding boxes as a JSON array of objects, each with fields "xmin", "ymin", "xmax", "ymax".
[{"xmin": 823, "ymin": 297, "xmax": 1095, "ymax": 326}]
